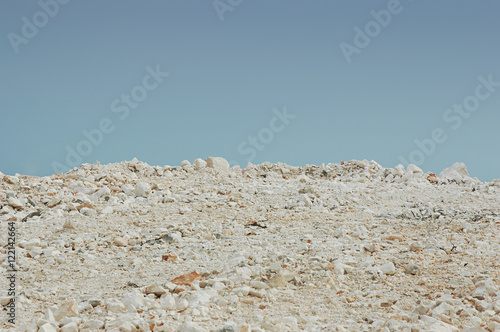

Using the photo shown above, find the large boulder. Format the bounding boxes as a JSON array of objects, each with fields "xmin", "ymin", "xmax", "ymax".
[{"xmin": 439, "ymin": 162, "xmax": 471, "ymax": 182}]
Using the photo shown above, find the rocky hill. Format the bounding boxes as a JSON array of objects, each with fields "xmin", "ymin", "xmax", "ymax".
[{"xmin": 1, "ymin": 158, "xmax": 499, "ymax": 331}]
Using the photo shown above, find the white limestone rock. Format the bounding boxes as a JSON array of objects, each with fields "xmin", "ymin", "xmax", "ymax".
[
  {"xmin": 193, "ymin": 158, "xmax": 207, "ymax": 170},
  {"xmin": 121, "ymin": 183, "xmax": 135, "ymax": 196},
  {"xmin": 205, "ymin": 157, "xmax": 230, "ymax": 172},
  {"xmin": 440, "ymin": 162, "xmax": 471, "ymax": 182},
  {"xmin": 379, "ymin": 262, "xmax": 396, "ymax": 275},
  {"xmin": 38, "ymin": 323, "xmax": 57, "ymax": 332},
  {"xmin": 53, "ymin": 301, "xmax": 78, "ymax": 321},
  {"xmin": 7, "ymin": 197, "xmax": 23, "ymax": 209},
  {"xmin": 135, "ymin": 182, "xmax": 151, "ymax": 197},
  {"xmin": 176, "ymin": 321, "xmax": 204, "ymax": 332}
]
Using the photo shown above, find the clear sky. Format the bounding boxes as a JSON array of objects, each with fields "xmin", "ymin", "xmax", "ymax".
[{"xmin": 1, "ymin": 1, "xmax": 499, "ymax": 181}]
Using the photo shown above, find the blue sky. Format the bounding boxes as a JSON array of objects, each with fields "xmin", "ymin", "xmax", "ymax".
[{"xmin": 1, "ymin": 0, "xmax": 499, "ymax": 180}]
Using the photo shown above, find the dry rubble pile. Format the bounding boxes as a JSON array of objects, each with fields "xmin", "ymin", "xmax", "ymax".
[{"xmin": 1, "ymin": 157, "xmax": 500, "ymax": 331}]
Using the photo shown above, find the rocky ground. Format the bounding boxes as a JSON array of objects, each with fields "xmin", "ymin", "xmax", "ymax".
[{"xmin": 1, "ymin": 157, "xmax": 499, "ymax": 332}]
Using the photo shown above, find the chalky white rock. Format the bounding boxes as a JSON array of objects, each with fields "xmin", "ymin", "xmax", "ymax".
[{"xmin": 1, "ymin": 158, "xmax": 498, "ymax": 331}]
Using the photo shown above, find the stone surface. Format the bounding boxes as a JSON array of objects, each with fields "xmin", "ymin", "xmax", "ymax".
[
  {"xmin": 53, "ymin": 301, "xmax": 78, "ymax": 321},
  {"xmin": 193, "ymin": 158, "xmax": 207, "ymax": 170},
  {"xmin": 135, "ymin": 182, "xmax": 151, "ymax": 197},
  {"xmin": 379, "ymin": 261, "xmax": 396, "ymax": 275},
  {"xmin": 176, "ymin": 321, "xmax": 204, "ymax": 332},
  {"xmin": 171, "ymin": 271, "xmax": 202, "ymax": 286},
  {"xmin": 113, "ymin": 237, "xmax": 128, "ymax": 247},
  {"xmin": 38, "ymin": 323, "xmax": 57, "ymax": 332},
  {"xmin": 7, "ymin": 197, "xmax": 23, "ymax": 209},
  {"xmin": 205, "ymin": 157, "xmax": 230, "ymax": 172},
  {"xmin": 1, "ymin": 158, "xmax": 499, "ymax": 331},
  {"xmin": 81, "ymin": 319, "xmax": 104, "ymax": 329},
  {"xmin": 440, "ymin": 162, "xmax": 471, "ymax": 182},
  {"xmin": 60, "ymin": 322, "xmax": 78, "ymax": 332},
  {"xmin": 145, "ymin": 284, "xmax": 167, "ymax": 296}
]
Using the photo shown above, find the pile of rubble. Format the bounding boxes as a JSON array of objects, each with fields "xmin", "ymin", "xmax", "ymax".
[{"xmin": 1, "ymin": 157, "xmax": 499, "ymax": 331}]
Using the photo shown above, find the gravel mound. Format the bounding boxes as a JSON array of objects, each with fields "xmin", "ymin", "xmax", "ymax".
[{"xmin": 1, "ymin": 158, "xmax": 499, "ymax": 331}]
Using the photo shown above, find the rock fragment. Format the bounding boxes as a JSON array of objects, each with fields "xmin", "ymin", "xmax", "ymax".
[
  {"xmin": 81, "ymin": 319, "xmax": 104, "ymax": 330},
  {"xmin": 47, "ymin": 197, "xmax": 62, "ymax": 208},
  {"xmin": 60, "ymin": 322, "xmax": 78, "ymax": 332},
  {"xmin": 176, "ymin": 321, "xmax": 204, "ymax": 332},
  {"xmin": 38, "ymin": 323, "xmax": 57, "ymax": 332},
  {"xmin": 135, "ymin": 182, "xmax": 151, "ymax": 197},
  {"xmin": 440, "ymin": 162, "xmax": 471, "ymax": 182},
  {"xmin": 53, "ymin": 301, "xmax": 78, "ymax": 321},
  {"xmin": 193, "ymin": 158, "xmax": 207, "ymax": 170},
  {"xmin": 410, "ymin": 241, "xmax": 424, "ymax": 251},
  {"xmin": 267, "ymin": 273, "xmax": 287, "ymax": 288},
  {"xmin": 171, "ymin": 271, "xmax": 202, "ymax": 286},
  {"xmin": 3, "ymin": 175, "xmax": 19, "ymax": 184},
  {"xmin": 145, "ymin": 284, "xmax": 167, "ymax": 296},
  {"xmin": 7, "ymin": 197, "xmax": 23, "ymax": 210},
  {"xmin": 63, "ymin": 219, "xmax": 76, "ymax": 229},
  {"xmin": 101, "ymin": 205, "xmax": 113, "ymax": 214},
  {"xmin": 121, "ymin": 183, "xmax": 134, "ymax": 196},
  {"xmin": 121, "ymin": 289, "xmax": 144, "ymax": 309},
  {"xmin": 162, "ymin": 253, "xmax": 178, "ymax": 261},
  {"xmin": 206, "ymin": 157, "xmax": 230, "ymax": 172},
  {"xmin": 176, "ymin": 298, "xmax": 189, "ymax": 311},
  {"xmin": 113, "ymin": 237, "xmax": 128, "ymax": 247},
  {"xmin": 405, "ymin": 264, "xmax": 420, "ymax": 275},
  {"xmin": 76, "ymin": 204, "xmax": 94, "ymax": 212},
  {"xmin": 379, "ymin": 262, "xmax": 396, "ymax": 275}
]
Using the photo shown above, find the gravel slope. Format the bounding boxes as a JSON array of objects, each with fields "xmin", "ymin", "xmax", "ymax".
[{"xmin": 1, "ymin": 158, "xmax": 499, "ymax": 331}]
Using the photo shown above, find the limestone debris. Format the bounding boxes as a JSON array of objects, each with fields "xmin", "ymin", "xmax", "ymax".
[{"xmin": 0, "ymin": 157, "xmax": 499, "ymax": 331}]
